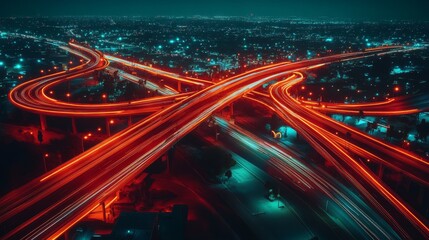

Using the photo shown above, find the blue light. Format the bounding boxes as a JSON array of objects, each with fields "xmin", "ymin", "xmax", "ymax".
[
  {"xmin": 169, "ymin": 39, "xmax": 175, "ymax": 44},
  {"xmin": 0, "ymin": 61, "xmax": 4, "ymax": 66},
  {"xmin": 14, "ymin": 64, "xmax": 22, "ymax": 69},
  {"xmin": 158, "ymin": 45, "xmax": 163, "ymax": 49},
  {"xmin": 176, "ymin": 37, "xmax": 180, "ymax": 41},
  {"xmin": 325, "ymin": 38, "xmax": 333, "ymax": 42},
  {"xmin": 37, "ymin": 59, "xmax": 41, "ymax": 63},
  {"xmin": 19, "ymin": 58, "xmax": 24, "ymax": 62},
  {"xmin": 366, "ymin": 43, "xmax": 371, "ymax": 47},
  {"xmin": 118, "ymin": 37, "xmax": 122, "ymax": 41}
]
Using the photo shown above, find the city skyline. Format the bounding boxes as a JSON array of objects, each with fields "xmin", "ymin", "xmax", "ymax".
[
  {"xmin": 1, "ymin": 0, "xmax": 429, "ymax": 21},
  {"xmin": 1, "ymin": 12, "xmax": 429, "ymax": 239}
]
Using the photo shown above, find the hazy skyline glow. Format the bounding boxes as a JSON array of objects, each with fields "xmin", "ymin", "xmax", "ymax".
[{"xmin": 1, "ymin": 0, "xmax": 429, "ymax": 21}]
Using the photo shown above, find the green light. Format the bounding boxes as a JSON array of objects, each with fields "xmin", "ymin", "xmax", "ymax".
[
  {"xmin": 158, "ymin": 45, "xmax": 163, "ymax": 49},
  {"xmin": 14, "ymin": 64, "xmax": 22, "ymax": 69},
  {"xmin": 118, "ymin": 37, "xmax": 122, "ymax": 41},
  {"xmin": 0, "ymin": 61, "xmax": 4, "ymax": 66},
  {"xmin": 325, "ymin": 37, "xmax": 333, "ymax": 42},
  {"xmin": 19, "ymin": 58, "xmax": 24, "ymax": 62},
  {"xmin": 169, "ymin": 39, "xmax": 175, "ymax": 44},
  {"xmin": 37, "ymin": 59, "xmax": 41, "ymax": 63}
]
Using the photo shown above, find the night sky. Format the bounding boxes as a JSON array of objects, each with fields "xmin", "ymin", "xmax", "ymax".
[{"xmin": 0, "ymin": 0, "xmax": 428, "ymax": 20}]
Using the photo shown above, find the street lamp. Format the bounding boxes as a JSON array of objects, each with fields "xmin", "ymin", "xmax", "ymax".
[
  {"xmin": 81, "ymin": 133, "xmax": 91, "ymax": 152},
  {"xmin": 42, "ymin": 153, "xmax": 49, "ymax": 173}
]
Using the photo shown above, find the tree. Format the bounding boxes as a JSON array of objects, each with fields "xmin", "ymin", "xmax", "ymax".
[
  {"xmin": 124, "ymin": 81, "xmax": 135, "ymax": 103},
  {"xmin": 102, "ymin": 76, "xmax": 115, "ymax": 94}
]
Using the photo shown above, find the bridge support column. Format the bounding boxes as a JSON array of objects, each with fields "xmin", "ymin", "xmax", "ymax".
[
  {"xmin": 177, "ymin": 82, "xmax": 182, "ymax": 92},
  {"xmin": 39, "ymin": 114, "xmax": 47, "ymax": 131},
  {"xmin": 71, "ymin": 118, "xmax": 77, "ymax": 134},
  {"xmin": 128, "ymin": 116, "xmax": 132, "ymax": 126},
  {"xmin": 162, "ymin": 154, "xmax": 170, "ymax": 174},
  {"xmin": 101, "ymin": 201, "xmax": 107, "ymax": 222},
  {"xmin": 106, "ymin": 118, "xmax": 111, "ymax": 137},
  {"xmin": 229, "ymin": 103, "xmax": 235, "ymax": 123},
  {"xmin": 378, "ymin": 164, "xmax": 384, "ymax": 179}
]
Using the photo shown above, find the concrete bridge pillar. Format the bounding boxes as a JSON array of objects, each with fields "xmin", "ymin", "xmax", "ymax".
[
  {"xmin": 71, "ymin": 118, "xmax": 77, "ymax": 134},
  {"xmin": 378, "ymin": 164, "xmax": 384, "ymax": 179},
  {"xmin": 106, "ymin": 118, "xmax": 111, "ymax": 137},
  {"xmin": 100, "ymin": 201, "xmax": 107, "ymax": 222},
  {"xmin": 39, "ymin": 114, "xmax": 47, "ymax": 131}
]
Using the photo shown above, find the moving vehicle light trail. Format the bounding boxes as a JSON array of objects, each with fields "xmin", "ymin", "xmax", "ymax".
[
  {"xmin": 8, "ymin": 43, "xmax": 191, "ymax": 117},
  {"xmin": 1, "ymin": 41, "xmax": 424, "ymax": 239},
  {"xmin": 268, "ymin": 73, "xmax": 429, "ymax": 238},
  {"xmin": 214, "ymin": 116, "xmax": 400, "ymax": 239},
  {"xmin": 300, "ymin": 95, "xmax": 428, "ymax": 116}
]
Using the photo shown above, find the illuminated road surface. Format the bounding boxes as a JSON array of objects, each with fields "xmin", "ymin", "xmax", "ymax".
[
  {"xmin": 1, "ymin": 44, "xmax": 415, "ymax": 239},
  {"xmin": 267, "ymin": 73, "xmax": 429, "ymax": 238},
  {"xmin": 300, "ymin": 93, "xmax": 429, "ymax": 116},
  {"xmin": 8, "ymin": 44, "xmax": 190, "ymax": 117},
  {"xmin": 213, "ymin": 116, "xmax": 401, "ymax": 239}
]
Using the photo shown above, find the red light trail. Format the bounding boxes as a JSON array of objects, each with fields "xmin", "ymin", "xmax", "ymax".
[{"xmin": 2, "ymin": 41, "xmax": 428, "ymax": 239}]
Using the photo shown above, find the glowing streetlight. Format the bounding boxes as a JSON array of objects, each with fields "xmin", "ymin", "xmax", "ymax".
[
  {"xmin": 42, "ymin": 153, "xmax": 49, "ymax": 173},
  {"xmin": 81, "ymin": 133, "xmax": 92, "ymax": 152}
]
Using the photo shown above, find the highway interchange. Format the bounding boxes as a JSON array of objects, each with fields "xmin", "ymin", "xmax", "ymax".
[{"xmin": 1, "ymin": 40, "xmax": 429, "ymax": 239}]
